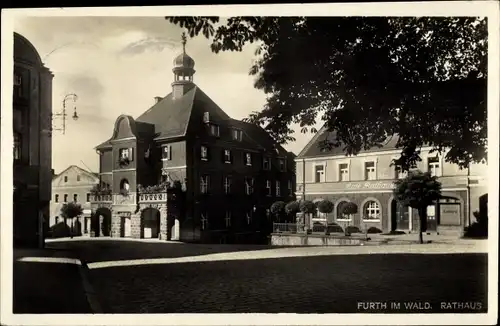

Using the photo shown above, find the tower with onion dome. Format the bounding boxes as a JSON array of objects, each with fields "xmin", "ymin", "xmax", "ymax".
[{"xmin": 172, "ymin": 32, "xmax": 196, "ymax": 100}]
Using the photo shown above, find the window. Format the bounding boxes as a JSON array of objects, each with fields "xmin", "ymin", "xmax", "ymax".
[
  {"xmin": 363, "ymin": 201, "xmax": 380, "ymax": 220},
  {"xmin": 232, "ymin": 129, "xmax": 243, "ymax": 141},
  {"xmin": 336, "ymin": 201, "xmax": 351, "ymax": 221},
  {"xmin": 210, "ymin": 124, "xmax": 220, "ymax": 137},
  {"xmin": 245, "ymin": 177, "xmax": 254, "ymax": 195},
  {"xmin": 199, "ymin": 175, "xmax": 209, "ymax": 193},
  {"xmin": 77, "ymin": 175, "xmax": 81, "ymax": 182},
  {"xmin": 223, "ymin": 149, "xmax": 232, "ymax": 163},
  {"xmin": 73, "ymin": 194, "xmax": 78, "ymax": 202},
  {"xmin": 225, "ymin": 211, "xmax": 232, "ymax": 228},
  {"xmin": 314, "ymin": 165, "xmax": 325, "ymax": 183},
  {"xmin": 263, "ymin": 157, "xmax": 271, "ymax": 170},
  {"xmin": 55, "ymin": 194, "xmax": 59, "ymax": 203},
  {"xmin": 14, "ymin": 132, "xmax": 22, "ymax": 161},
  {"xmin": 64, "ymin": 176, "xmax": 68, "ymax": 183},
  {"xmin": 162, "ymin": 145, "xmax": 172, "ymax": 160},
  {"xmin": 245, "ymin": 153, "xmax": 252, "ymax": 166},
  {"xmin": 64, "ymin": 194, "xmax": 68, "ymax": 202},
  {"xmin": 119, "ymin": 148, "xmax": 130, "ymax": 159},
  {"xmin": 201, "ymin": 212, "xmax": 208, "ymax": 230},
  {"xmin": 201, "ymin": 146, "xmax": 208, "ymax": 161},
  {"xmin": 14, "ymin": 73, "xmax": 22, "ymax": 97},
  {"xmin": 246, "ymin": 211, "xmax": 252, "ymax": 225},
  {"xmin": 339, "ymin": 163, "xmax": 349, "ymax": 181},
  {"xmin": 266, "ymin": 180, "xmax": 272, "ymax": 196},
  {"xmin": 200, "ymin": 175, "xmax": 210, "ymax": 194},
  {"xmin": 288, "ymin": 180, "xmax": 293, "ymax": 193},
  {"xmin": 364, "ymin": 161, "xmax": 376, "ymax": 180},
  {"xmin": 223, "ymin": 176, "xmax": 232, "ymax": 194},
  {"xmin": 203, "ymin": 112, "xmax": 210, "ymax": 123},
  {"xmin": 428, "ymin": 156, "xmax": 441, "ymax": 177},
  {"xmin": 276, "ymin": 181, "xmax": 281, "ymax": 197},
  {"xmin": 395, "ymin": 165, "xmax": 406, "ymax": 179},
  {"xmin": 86, "ymin": 193, "xmax": 91, "ymax": 202},
  {"xmin": 278, "ymin": 159, "xmax": 286, "ymax": 172}
]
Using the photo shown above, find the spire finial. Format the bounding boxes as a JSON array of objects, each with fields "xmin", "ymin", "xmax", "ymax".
[{"xmin": 181, "ymin": 32, "xmax": 187, "ymax": 53}]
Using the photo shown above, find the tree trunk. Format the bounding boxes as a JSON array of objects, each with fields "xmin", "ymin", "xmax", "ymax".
[{"xmin": 417, "ymin": 207, "xmax": 428, "ymax": 244}]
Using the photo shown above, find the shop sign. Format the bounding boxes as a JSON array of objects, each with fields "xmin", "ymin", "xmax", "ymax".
[{"xmin": 345, "ymin": 181, "xmax": 396, "ymax": 190}]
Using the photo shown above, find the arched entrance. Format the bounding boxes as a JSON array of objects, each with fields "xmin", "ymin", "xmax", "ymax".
[
  {"xmin": 93, "ymin": 207, "xmax": 112, "ymax": 237},
  {"xmin": 390, "ymin": 199, "xmax": 410, "ymax": 231},
  {"xmin": 141, "ymin": 208, "xmax": 161, "ymax": 239}
]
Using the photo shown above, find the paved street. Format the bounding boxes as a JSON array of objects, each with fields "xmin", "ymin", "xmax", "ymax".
[
  {"xmin": 43, "ymin": 239, "xmax": 488, "ymax": 314},
  {"xmin": 13, "ymin": 248, "xmax": 91, "ymax": 314}
]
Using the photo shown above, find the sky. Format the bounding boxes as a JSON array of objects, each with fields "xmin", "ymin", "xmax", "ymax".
[{"xmin": 14, "ymin": 16, "xmax": 317, "ymax": 174}]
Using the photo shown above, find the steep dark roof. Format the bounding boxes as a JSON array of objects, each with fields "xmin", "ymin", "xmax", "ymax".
[
  {"xmin": 136, "ymin": 86, "xmax": 198, "ymax": 139},
  {"xmin": 96, "ymin": 85, "xmax": 291, "ymax": 157},
  {"xmin": 298, "ymin": 126, "xmax": 400, "ymax": 158}
]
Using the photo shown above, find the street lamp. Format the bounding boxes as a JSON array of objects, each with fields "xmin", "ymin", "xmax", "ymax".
[{"xmin": 51, "ymin": 93, "xmax": 78, "ymax": 135}]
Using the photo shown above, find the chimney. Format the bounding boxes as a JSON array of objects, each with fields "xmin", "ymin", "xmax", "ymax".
[{"xmin": 154, "ymin": 96, "xmax": 163, "ymax": 104}]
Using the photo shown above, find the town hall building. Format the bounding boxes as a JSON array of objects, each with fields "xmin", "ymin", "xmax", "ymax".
[
  {"xmin": 295, "ymin": 127, "xmax": 488, "ymax": 236},
  {"xmin": 90, "ymin": 34, "xmax": 296, "ymax": 244}
]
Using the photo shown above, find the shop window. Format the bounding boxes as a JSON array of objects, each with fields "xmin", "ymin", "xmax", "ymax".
[
  {"xmin": 336, "ymin": 201, "xmax": 351, "ymax": 221},
  {"xmin": 363, "ymin": 200, "xmax": 380, "ymax": 221}
]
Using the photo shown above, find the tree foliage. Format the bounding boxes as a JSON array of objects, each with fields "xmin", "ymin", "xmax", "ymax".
[
  {"xmin": 285, "ymin": 201, "xmax": 300, "ymax": 215},
  {"xmin": 341, "ymin": 202, "xmax": 358, "ymax": 216},
  {"xmin": 60, "ymin": 202, "xmax": 83, "ymax": 219},
  {"xmin": 299, "ymin": 200, "xmax": 316, "ymax": 214},
  {"xmin": 270, "ymin": 201, "xmax": 286, "ymax": 216},
  {"xmin": 316, "ymin": 199, "xmax": 334, "ymax": 214},
  {"xmin": 393, "ymin": 170, "xmax": 442, "ymax": 243},
  {"xmin": 167, "ymin": 16, "xmax": 487, "ymax": 171}
]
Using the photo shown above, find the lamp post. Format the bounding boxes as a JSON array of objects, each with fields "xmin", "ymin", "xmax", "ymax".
[{"xmin": 51, "ymin": 93, "xmax": 79, "ymax": 135}]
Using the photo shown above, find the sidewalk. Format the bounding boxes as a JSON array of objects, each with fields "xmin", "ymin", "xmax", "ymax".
[{"xmin": 13, "ymin": 247, "xmax": 93, "ymax": 314}]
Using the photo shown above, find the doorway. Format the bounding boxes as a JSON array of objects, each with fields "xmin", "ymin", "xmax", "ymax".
[{"xmin": 391, "ymin": 200, "xmax": 410, "ymax": 231}]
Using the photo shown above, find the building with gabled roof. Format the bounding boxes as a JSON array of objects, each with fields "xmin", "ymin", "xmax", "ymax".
[
  {"xmin": 50, "ymin": 165, "xmax": 99, "ymax": 236},
  {"xmin": 91, "ymin": 34, "xmax": 296, "ymax": 243},
  {"xmin": 295, "ymin": 126, "xmax": 488, "ymax": 236}
]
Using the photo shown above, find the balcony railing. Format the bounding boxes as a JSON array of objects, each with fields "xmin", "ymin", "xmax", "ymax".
[
  {"xmin": 138, "ymin": 192, "xmax": 168, "ymax": 203},
  {"xmin": 90, "ymin": 194, "xmax": 112, "ymax": 202},
  {"xmin": 273, "ymin": 222, "xmax": 306, "ymax": 234}
]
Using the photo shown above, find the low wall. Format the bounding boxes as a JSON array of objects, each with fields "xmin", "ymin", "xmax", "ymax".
[{"xmin": 271, "ymin": 233, "xmax": 364, "ymax": 246}]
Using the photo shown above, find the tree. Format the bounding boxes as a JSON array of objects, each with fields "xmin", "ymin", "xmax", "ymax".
[
  {"xmin": 285, "ymin": 201, "xmax": 300, "ymax": 222},
  {"xmin": 299, "ymin": 199, "xmax": 316, "ymax": 230},
  {"xmin": 60, "ymin": 202, "xmax": 83, "ymax": 238},
  {"xmin": 316, "ymin": 199, "xmax": 334, "ymax": 220},
  {"xmin": 341, "ymin": 202, "xmax": 358, "ymax": 221},
  {"xmin": 167, "ymin": 17, "xmax": 487, "ymax": 171},
  {"xmin": 393, "ymin": 170, "xmax": 442, "ymax": 244},
  {"xmin": 270, "ymin": 201, "xmax": 286, "ymax": 222}
]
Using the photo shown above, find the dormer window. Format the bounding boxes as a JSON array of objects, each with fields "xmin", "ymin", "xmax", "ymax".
[
  {"xmin": 245, "ymin": 153, "xmax": 252, "ymax": 166},
  {"xmin": 162, "ymin": 145, "xmax": 172, "ymax": 160},
  {"xmin": 232, "ymin": 129, "xmax": 243, "ymax": 141},
  {"xmin": 203, "ymin": 112, "xmax": 211, "ymax": 123},
  {"xmin": 209, "ymin": 124, "xmax": 220, "ymax": 137},
  {"xmin": 223, "ymin": 149, "xmax": 232, "ymax": 164},
  {"xmin": 263, "ymin": 157, "xmax": 271, "ymax": 170},
  {"xmin": 278, "ymin": 158, "xmax": 286, "ymax": 172}
]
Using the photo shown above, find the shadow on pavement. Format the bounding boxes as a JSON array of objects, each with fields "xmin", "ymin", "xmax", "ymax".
[
  {"xmin": 46, "ymin": 239, "xmax": 307, "ymax": 263},
  {"xmin": 87, "ymin": 253, "xmax": 488, "ymax": 314}
]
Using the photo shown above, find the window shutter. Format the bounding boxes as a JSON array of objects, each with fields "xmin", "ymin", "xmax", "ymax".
[
  {"xmin": 129, "ymin": 148, "xmax": 134, "ymax": 161},
  {"xmin": 168, "ymin": 145, "xmax": 172, "ymax": 160}
]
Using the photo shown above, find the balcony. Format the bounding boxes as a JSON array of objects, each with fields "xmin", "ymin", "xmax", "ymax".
[
  {"xmin": 90, "ymin": 194, "xmax": 112, "ymax": 203},
  {"xmin": 138, "ymin": 192, "xmax": 168, "ymax": 203}
]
